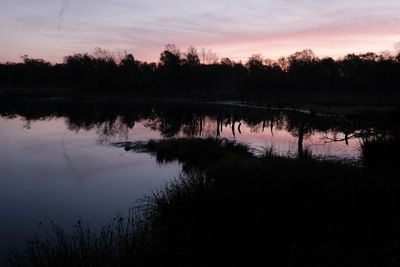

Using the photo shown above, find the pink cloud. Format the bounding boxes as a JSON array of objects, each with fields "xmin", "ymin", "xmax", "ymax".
[{"xmin": 200, "ymin": 18, "xmax": 400, "ymax": 48}]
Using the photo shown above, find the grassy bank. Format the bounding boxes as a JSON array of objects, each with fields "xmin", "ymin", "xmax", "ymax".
[{"xmin": 9, "ymin": 138, "xmax": 400, "ymax": 266}]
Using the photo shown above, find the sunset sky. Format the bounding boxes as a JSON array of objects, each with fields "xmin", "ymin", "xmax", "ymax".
[{"xmin": 1, "ymin": 0, "xmax": 400, "ymax": 63}]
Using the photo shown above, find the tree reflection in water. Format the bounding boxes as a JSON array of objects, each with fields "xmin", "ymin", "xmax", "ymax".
[{"xmin": 0, "ymin": 97, "xmax": 392, "ymax": 159}]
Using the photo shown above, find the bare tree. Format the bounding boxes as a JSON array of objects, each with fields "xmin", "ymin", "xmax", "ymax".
[
  {"xmin": 93, "ymin": 47, "xmax": 114, "ymax": 61},
  {"xmin": 207, "ymin": 49, "xmax": 218, "ymax": 64},
  {"xmin": 199, "ymin": 48, "xmax": 219, "ymax": 64},
  {"xmin": 200, "ymin": 48, "xmax": 206, "ymax": 65},
  {"xmin": 394, "ymin": 41, "xmax": 400, "ymax": 56}
]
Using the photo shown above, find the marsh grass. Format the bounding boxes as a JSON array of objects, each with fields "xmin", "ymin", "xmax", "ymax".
[
  {"xmin": 9, "ymin": 138, "xmax": 400, "ymax": 266},
  {"xmin": 8, "ymin": 215, "xmax": 151, "ymax": 267},
  {"xmin": 361, "ymin": 137, "xmax": 399, "ymax": 171}
]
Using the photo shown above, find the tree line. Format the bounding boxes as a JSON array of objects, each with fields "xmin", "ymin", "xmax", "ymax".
[{"xmin": 1, "ymin": 45, "xmax": 400, "ymax": 95}]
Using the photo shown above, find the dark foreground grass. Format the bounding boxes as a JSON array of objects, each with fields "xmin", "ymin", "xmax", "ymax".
[
  {"xmin": 9, "ymin": 218, "xmax": 148, "ymax": 267},
  {"xmin": 9, "ymin": 138, "xmax": 400, "ymax": 266},
  {"xmin": 362, "ymin": 137, "xmax": 400, "ymax": 170}
]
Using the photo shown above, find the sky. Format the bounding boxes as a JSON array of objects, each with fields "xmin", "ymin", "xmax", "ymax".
[{"xmin": 0, "ymin": 0, "xmax": 400, "ymax": 63}]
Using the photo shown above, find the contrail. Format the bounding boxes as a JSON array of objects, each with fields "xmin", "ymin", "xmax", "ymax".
[{"xmin": 58, "ymin": 0, "xmax": 71, "ymax": 29}]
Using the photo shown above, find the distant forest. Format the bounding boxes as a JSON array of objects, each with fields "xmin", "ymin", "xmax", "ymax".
[{"xmin": 1, "ymin": 45, "xmax": 400, "ymax": 95}]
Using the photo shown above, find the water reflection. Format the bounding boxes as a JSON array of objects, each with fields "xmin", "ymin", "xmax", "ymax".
[
  {"xmin": 0, "ymin": 97, "xmax": 394, "ymax": 261},
  {"xmin": 0, "ymin": 97, "xmax": 390, "ymax": 160},
  {"xmin": 0, "ymin": 114, "xmax": 179, "ymax": 261}
]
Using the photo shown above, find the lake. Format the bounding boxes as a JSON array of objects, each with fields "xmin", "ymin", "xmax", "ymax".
[{"xmin": 0, "ymin": 97, "xmax": 386, "ymax": 261}]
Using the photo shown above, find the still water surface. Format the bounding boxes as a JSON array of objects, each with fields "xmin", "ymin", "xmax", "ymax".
[
  {"xmin": 0, "ymin": 98, "xmax": 381, "ymax": 259},
  {"xmin": 0, "ymin": 117, "xmax": 180, "ymax": 259}
]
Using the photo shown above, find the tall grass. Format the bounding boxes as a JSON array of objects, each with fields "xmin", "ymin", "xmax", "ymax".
[
  {"xmin": 8, "ymin": 215, "xmax": 150, "ymax": 267},
  {"xmin": 361, "ymin": 137, "xmax": 399, "ymax": 170}
]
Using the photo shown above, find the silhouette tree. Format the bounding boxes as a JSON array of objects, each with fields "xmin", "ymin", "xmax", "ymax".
[
  {"xmin": 394, "ymin": 41, "xmax": 400, "ymax": 56},
  {"xmin": 288, "ymin": 49, "xmax": 316, "ymax": 70},
  {"xmin": 120, "ymin": 54, "xmax": 138, "ymax": 69},
  {"xmin": 159, "ymin": 44, "xmax": 182, "ymax": 67},
  {"xmin": 1, "ymin": 47, "xmax": 399, "ymax": 96},
  {"xmin": 246, "ymin": 54, "xmax": 264, "ymax": 71},
  {"xmin": 220, "ymin": 57, "xmax": 233, "ymax": 66},
  {"xmin": 395, "ymin": 42, "xmax": 400, "ymax": 62},
  {"xmin": 184, "ymin": 47, "xmax": 200, "ymax": 66}
]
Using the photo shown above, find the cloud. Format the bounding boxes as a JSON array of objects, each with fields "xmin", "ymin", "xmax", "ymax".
[
  {"xmin": 58, "ymin": 0, "xmax": 71, "ymax": 29},
  {"xmin": 1, "ymin": 0, "xmax": 400, "ymax": 62}
]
